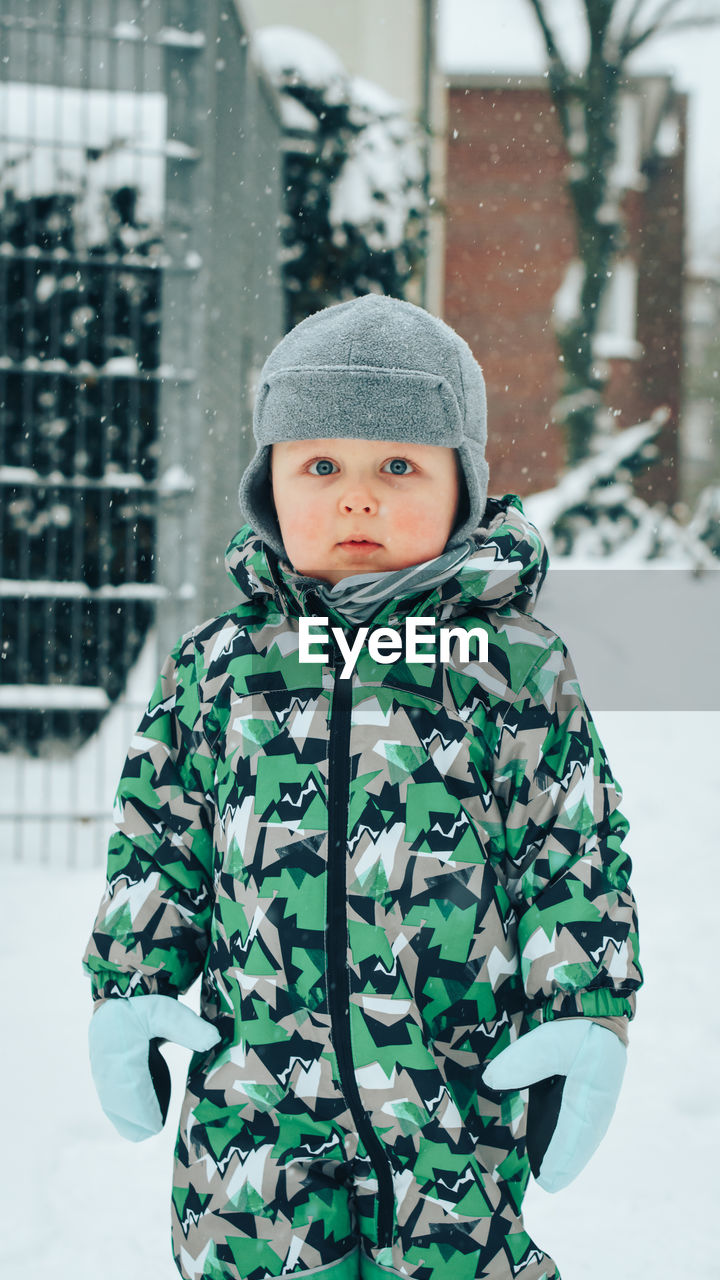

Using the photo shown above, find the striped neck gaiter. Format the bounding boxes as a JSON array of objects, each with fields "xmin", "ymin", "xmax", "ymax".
[{"xmin": 284, "ymin": 538, "xmax": 477, "ymax": 627}]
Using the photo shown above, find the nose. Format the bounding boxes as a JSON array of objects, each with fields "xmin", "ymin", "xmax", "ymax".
[{"xmin": 338, "ymin": 481, "xmax": 378, "ymax": 514}]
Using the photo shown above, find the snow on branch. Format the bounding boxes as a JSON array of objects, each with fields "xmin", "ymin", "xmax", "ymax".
[
  {"xmin": 330, "ymin": 82, "xmax": 424, "ymax": 252},
  {"xmin": 687, "ymin": 484, "xmax": 720, "ymax": 558},
  {"xmin": 524, "ymin": 410, "xmax": 718, "ymax": 566},
  {"xmin": 254, "ymin": 25, "xmax": 348, "ymax": 104},
  {"xmin": 254, "ymin": 25, "xmax": 427, "ymax": 320}
]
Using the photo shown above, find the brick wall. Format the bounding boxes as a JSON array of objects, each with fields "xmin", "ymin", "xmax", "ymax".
[{"xmin": 444, "ymin": 81, "xmax": 686, "ymax": 505}]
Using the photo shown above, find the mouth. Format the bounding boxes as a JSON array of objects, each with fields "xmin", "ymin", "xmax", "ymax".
[{"xmin": 337, "ymin": 538, "xmax": 382, "ymax": 550}]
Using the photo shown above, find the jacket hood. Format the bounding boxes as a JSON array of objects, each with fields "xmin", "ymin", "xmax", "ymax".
[{"xmin": 224, "ymin": 493, "xmax": 548, "ymax": 629}]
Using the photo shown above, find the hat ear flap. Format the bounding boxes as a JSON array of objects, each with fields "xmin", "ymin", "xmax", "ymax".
[
  {"xmin": 451, "ymin": 466, "xmax": 471, "ymax": 537},
  {"xmin": 238, "ymin": 444, "xmax": 288, "ymax": 560}
]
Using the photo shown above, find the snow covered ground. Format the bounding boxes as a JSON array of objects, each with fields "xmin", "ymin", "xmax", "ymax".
[{"xmin": 2, "ymin": 710, "xmax": 718, "ymax": 1279}]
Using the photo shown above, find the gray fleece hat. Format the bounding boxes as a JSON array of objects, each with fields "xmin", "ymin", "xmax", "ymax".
[{"xmin": 238, "ymin": 293, "xmax": 489, "ymax": 560}]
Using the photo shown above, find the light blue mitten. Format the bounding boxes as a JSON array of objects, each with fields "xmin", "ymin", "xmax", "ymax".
[
  {"xmin": 88, "ymin": 994, "xmax": 221, "ymax": 1142},
  {"xmin": 482, "ymin": 1019, "xmax": 626, "ymax": 1193}
]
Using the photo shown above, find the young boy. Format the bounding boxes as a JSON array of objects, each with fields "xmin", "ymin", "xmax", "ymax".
[{"xmin": 83, "ymin": 294, "xmax": 642, "ymax": 1280}]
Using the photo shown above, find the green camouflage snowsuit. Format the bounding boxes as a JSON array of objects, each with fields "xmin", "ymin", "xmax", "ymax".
[{"xmin": 83, "ymin": 495, "xmax": 642, "ymax": 1280}]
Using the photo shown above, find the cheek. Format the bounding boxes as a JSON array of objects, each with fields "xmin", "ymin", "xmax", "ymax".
[
  {"xmin": 399, "ymin": 509, "xmax": 430, "ymax": 537},
  {"xmin": 390, "ymin": 496, "xmax": 447, "ymax": 539},
  {"xmin": 279, "ymin": 503, "xmax": 325, "ymax": 544}
]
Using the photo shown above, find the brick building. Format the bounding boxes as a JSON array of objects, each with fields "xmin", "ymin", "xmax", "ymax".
[{"xmin": 444, "ymin": 74, "xmax": 686, "ymax": 503}]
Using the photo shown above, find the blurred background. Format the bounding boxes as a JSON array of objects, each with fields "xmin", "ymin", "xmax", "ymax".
[
  {"xmin": 1, "ymin": 0, "xmax": 719, "ymax": 858},
  {"xmin": 0, "ymin": 4, "xmax": 718, "ymax": 1277}
]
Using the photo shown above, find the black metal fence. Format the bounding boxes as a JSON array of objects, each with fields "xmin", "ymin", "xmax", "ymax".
[{"xmin": 0, "ymin": 0, "xmax": 285, "ymax": 862}]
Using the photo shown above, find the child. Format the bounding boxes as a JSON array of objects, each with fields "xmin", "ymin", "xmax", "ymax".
[{"xmin": 83, "ymin": 294, "xmax": 642, "ymax": 1280}]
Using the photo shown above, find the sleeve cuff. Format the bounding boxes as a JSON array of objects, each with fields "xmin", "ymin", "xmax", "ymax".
[
  {"xmin": 541, "ymin": 986, "xmax": 637, "ymax": 1027},
  {"xmin": 586, "ymin": 1014, "xmax": 629, "ymax": 1045},
  {"xmin": 85, "ymin": 965, "xmax": 178, "ymax": 1004}
]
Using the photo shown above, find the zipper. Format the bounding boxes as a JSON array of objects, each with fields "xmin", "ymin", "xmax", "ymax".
[{"xmin": 326, "ymin": 631, "xmax": 394, "ymax": 1249}]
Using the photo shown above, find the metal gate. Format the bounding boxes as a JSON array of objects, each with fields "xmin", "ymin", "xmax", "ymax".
[{"xmin": 0, "ymin": 0, "xmax": 285, "ymax": 863}]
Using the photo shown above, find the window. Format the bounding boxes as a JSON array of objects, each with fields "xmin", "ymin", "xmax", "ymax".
[
  {"xmin": 594, "ymin": 258, "xmax": 642, "ymax": 360},
  {"xmin": 611, "ymin": 91, "xmax": 644, "ymax": 191}
]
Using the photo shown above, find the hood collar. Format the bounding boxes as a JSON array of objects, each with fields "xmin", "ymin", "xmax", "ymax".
[{"xmin": 224, "ymin": 494, "xmax": 548, "ymax": 629}]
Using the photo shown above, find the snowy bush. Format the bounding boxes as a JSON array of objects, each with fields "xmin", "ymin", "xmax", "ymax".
[
  {"xmin": 255, "ymin": 25, "xmax": 428, "ymax": 327},
  {"xmin": 524, "ymin": 411, "xmax": 718, "ymax": 567},
  {"xmin": 686, "ymin": 483, "xmax": 720, "ymax": 559}
]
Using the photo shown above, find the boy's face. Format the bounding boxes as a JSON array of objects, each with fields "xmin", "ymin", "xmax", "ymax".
[{"xmin": 270, "ymin": 438, "xmax": 461, "ymax": 585}]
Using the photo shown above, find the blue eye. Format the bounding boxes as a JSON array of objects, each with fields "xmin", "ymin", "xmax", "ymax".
[
  {"xmin": 384, "ymin": 458, "xmax": 414, "ymax": 475},
  {"xmin": 308, "ymin": 459, "xmax": 337, "ymax": 475}
]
